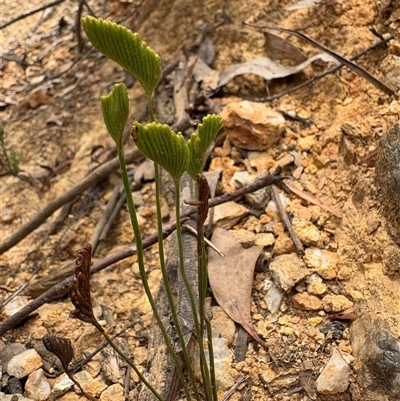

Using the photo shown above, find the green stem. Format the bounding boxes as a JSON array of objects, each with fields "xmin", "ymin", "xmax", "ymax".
[
  {"xmin": 174, "ymin": 179, "xmax": 214, "ymax": 401},
  {"xmin": 200, "ymin": 235, "xmax": 218, "ymax": 401},
  {"xmin": 102, "ymin": 330, "xmax": 164, "ymax": 401},
  {"xmin": 117, "ymin": 146, "xmax": 191, "ymax": 401},
  {"xmin": 147, "ymin": 93, "xmax": 196, "ymax": 400},
  {"xmin": 153, "ymin": 163, "xmax": 198, "ymax": 401},
  {"xmin": 147, "ymin": 95, "xmax": 155, "ymax": 123},
  {"xmin": 205, "ymin": 312, "xmax": 217, "ymax": 401}
]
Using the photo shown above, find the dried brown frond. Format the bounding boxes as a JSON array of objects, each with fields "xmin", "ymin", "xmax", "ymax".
[{"xmin": 68, "ymin": 243, "xmax": 104, "ymax": 333}]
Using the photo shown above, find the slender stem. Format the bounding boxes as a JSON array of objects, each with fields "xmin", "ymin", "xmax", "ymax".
[
  {"xmin": 147, "ymin": 95, "xmax": 155, "ymax": 122},
  {"xmin": 117, "ymin": 146, "xmax": 189, "ymax": 400},
  {"xmin": 200, "ymin": 235, "xmax": 217, "ymax": 401},
  {"xmin": 153, "ymin": 163, "xmax": 197, "ymax": 401},
  {"xmin": 145, "ymin": 97, "xmax": 197, "ymax": 400},
  {"xmin": 205, "ymin": 316, "xmax": 217, "ymax": 401},
  {"xmin": 102, "ymin": 331, "xmax": 164, "ymax": 401},
  {"xmin": 174, "ymin": 179, "xmax": 213, "ymax": 401}
]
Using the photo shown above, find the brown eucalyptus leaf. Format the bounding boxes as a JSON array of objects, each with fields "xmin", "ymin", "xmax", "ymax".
[
  {"xmin": 284, "ymin": 180, "xmax": 343, "ymax": 218},
  {"xmin": 264, "ymin": 31, "xmax": 307, "ymax": 63},
  {"xmin": 218, "ymin": 54, "xmax": 337, "ymax": 88},
  {"xmin": 208, "ymin": 227, "xmax": 266, "ymax": 347}
]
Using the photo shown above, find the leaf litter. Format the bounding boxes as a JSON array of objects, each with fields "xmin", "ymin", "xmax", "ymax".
[
  {"xmin": 208, "ymin": 227, "xmax": 267, "ymax": 348},
  {"xmin": 218, "ymin": 53, "xmax": 338, "ymax": 89}
]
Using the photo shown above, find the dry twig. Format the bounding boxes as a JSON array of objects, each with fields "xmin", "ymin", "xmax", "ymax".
[{"xmin": 271, "ymin": 184, "xmax": 304, "ymax": 255}]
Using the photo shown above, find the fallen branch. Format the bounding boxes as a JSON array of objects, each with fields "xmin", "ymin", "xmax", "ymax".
[
  {"xmin": 0, "ymin": 170, "xmax": 287, "ymax": 336},
  {"xmin": 0, "ymin": 149, "xmax": 141, "ymax": 255}
]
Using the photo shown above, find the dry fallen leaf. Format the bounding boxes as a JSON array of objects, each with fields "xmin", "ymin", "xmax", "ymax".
[
  {"xmin": 208, "ymin": 227, "xmax": 266, "ymax": 347},
  {"xmin": 284, "ymin": 179, "xmax": 343, "ymax": 218},
  {"xmin": 264, "ymin": 31, "xmax": 307, "ymax": 64},
  {"xmin": 218, "ymin": 53, "xmax": 337, "ymax": 88}
]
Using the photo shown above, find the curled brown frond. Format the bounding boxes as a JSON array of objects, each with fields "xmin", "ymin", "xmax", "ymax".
[
  {"xmin": 68, "ymin": 243, "xmax": 104, "ymax": 333},
  {"xmin": 43, "ymin": 333, "xmax": 74, "ymax": 372}
]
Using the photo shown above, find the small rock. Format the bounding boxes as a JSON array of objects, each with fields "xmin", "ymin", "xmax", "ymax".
[
  {"xmin": 316, "ymin": 348, "xmax": 350, "ymax": 394},
  {"xmin": 25, "ymin": 368, "xmax": 51, "ymax": 401},
  {"xmin": 220, "ymin": 101, "xmax": 285, "ymax": 151},
  {"xmin": 73, "ymin": 370, "xmax": 107, "ymax": 397},
  {"xmin": 100, "ymin": 384, "xmax": 125, "ymax": 401},
  {"xmin": 0, "ymin": 342, "xmax": 27, "ymax": 373},
  {"xmin": 206, "ymin": 201, "xmax": 248, "ymax": 229},
  {"xmin": 259, "ymin": 364, "xmax": 276, "ymax": 383},
  {"xmin": 230, "ymin": 171, "xmax": 269, "ymax": 209},
  {"xmin": 322, "ymin": 294, "xmax": 353, "ymax": 312},
  {"xmin": 134, "ymin": 159, "xmax": 155, "ymax": 183},
  {"xmin": 248, "ymin": 151, "xmax": 275, "ymax": 171},
  {"xmin": 211, "ymin": 337, "xmax": 234, "ymax": 390},
  {"xmin": 263, "ymin": 281, "xmax": 284, "ymax": 313},
  {"xmin": 351, "ymin": 315, "xmax": 400, "ymax": 399},
  {"xmin": 265, "ymin": 194, "xmax": 291, "ymax": 217},
  {"xmin": 274, "ymin": 153, "xmax": 294, "ymax": 168},
  {"xmin": 57, "ymin": 392, "xmax": 81, "ymax": 401},
  {"xmin": 269, "ymin": 253, "xmax": 309, "ymax": 292},
  {"xmin": 6, "ymin": 376, "xmax": 23, "ymax": 395},
  {"xmin": 210, "ymin": 306, "xmax": 236, "ymax": 345},
  {"xmin": 86, "ymin": 360, "xmax": 102, "ymax": 378},
  {"xmin": 229, "ymin": 229, "xmax": 256, "ymax": 246},
  {"xmin": 254, "ymin": 233, "xmax": 275, "ymax": 247},
  {"xmin": 131, "ymin": 191, "xmax": 144, "ymax": 206},
  {"xmin": 304, "ymin": 247, "xmax": 338, "ymax": 280},
  {"xmin": 7, "ymin": 349, "xmax": 43, "ymax": 379},
  {"xmin": 306, "ymin": 273, "xmax": 327, "ymax": 295},
  {"xmin": 1, "ymin": 296, "xmax": 30, "ymax": 318},
  {"xmin": 0, "ymin": 207, "xmax": 16, "ymax": 223},
  {"xmin": 194, "ymin": 337, "xmax": 234, "ymax": 391},
  {"xmin": 297, "ymin": 136, "xmax": 315, "ymax": 151},
  {"xmin": 273, "ymin": 233, "xmax": 297, "ymax": 255},
  {"xmin": 292, "ymin": 293, "xmax": 322, "ymax": 311},
  {"xmin": 0, "ymin": 392, "xmax": 33, "ymax": 401},
  {"xmin": 52, "ymin": 373, "xmax": 74, "ymax": 397},
  {"xmin": 292, "ymin": 217, "xmax": 322, "ymax": 246},
  {"xmin": 133, "ymin": 347, "xmax": 148, "ymax": 366}
]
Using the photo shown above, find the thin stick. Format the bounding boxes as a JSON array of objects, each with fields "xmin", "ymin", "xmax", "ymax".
[
  {"xmin": 271, "ymin": 184, "xmax": 304, "ymax": 255},
  {"xmin": 0, "ymin": 170, "xmax": 287, "ymax": 336},
  {"xmin": 90, "ymin": 187, "xmax": 123, "ymax": 255},
  {"xmin": 99, "ymin": 190, "xmax": 126, "ymax": 241},
  {"xmin": 0, "ymin": 0, "xmax": 67, "ymax": 29},
  {"xmin": 182, "ymin": 223, "xmax": 225, "ymax": 257},
  {"xmin": 219, "ymin": 375, "xmax": 247, "ymax": 401},
  {"xmin": 0, "ymin": 149, "xmax": 141, "ymax": 255}
]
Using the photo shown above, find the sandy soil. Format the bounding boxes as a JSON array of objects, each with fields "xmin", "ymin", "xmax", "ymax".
[{"xmin": 1, "ymin": 0, "xmax": 399, "ymax": 400}]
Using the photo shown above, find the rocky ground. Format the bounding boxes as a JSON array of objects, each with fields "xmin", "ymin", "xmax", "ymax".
[{"xmin": 1, "ymin": 1, "xmax": 400, "ymax": 401}]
